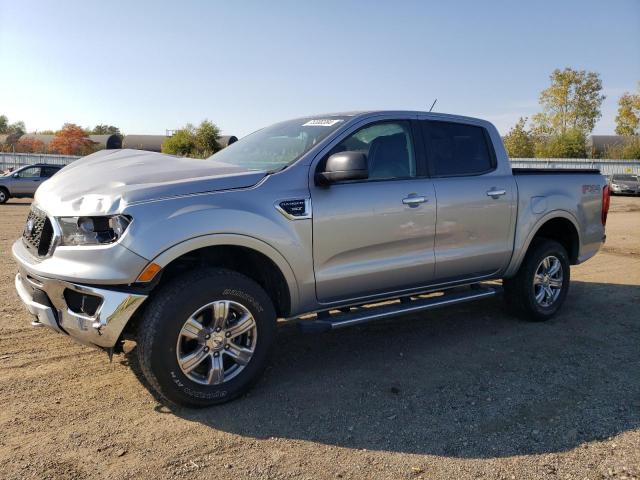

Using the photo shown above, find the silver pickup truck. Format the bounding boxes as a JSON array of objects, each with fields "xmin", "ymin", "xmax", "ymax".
[{"xmin": 12, "ymin": 111, "xmax": 609, "ymax": 407}]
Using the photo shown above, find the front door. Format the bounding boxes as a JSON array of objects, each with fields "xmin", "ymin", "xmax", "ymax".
[
  {"xmin": 311, "ymin": 121, "xmax": 437, "ymax": 303},
  {"xmin": 12, "ymin": 166, "xmax": 43, "ymax": 195}
]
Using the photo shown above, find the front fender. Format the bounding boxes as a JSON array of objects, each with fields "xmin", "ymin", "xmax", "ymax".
[
  {"xmin": 148, "ymin": 233, "xmax": 300, "ymax": 312},
  {"xmin": 120, "ymin": 189, "xmax": 312, "ymax": 314}
]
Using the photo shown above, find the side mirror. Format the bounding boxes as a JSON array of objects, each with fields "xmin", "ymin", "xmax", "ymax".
[
  {"xmin": 315, "ymin": 151, "xmax": 368, "ymax": 185},
  {"xmin": 12, "ymin": 173, "xmax": 19, "ymax": 178}
]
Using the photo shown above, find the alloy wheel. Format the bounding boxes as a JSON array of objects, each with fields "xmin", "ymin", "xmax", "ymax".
[
  {"xmin": 176, "ymin": 300, "xmax": 258, "ymax": 385},
  {"xmin": 533, "ymin": 255, "xmax": 564, "ymax": 307}
]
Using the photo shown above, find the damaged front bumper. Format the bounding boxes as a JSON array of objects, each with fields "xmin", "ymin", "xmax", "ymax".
[{"xmin": 14, "ymin": 270, "xmax": 147, "ymax": 349}]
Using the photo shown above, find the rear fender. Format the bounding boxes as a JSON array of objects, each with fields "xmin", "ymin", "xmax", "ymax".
[{"xmin": 504, "ymin": 210, "xmax": 580, "ymax": 278}]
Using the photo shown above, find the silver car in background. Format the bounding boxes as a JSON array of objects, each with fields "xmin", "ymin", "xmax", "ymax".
[
  {"xmin": 0, "ymin": 164, "xmax": 63, "ymax": 204},
  {"xmin": 609, "ymin": 174, "xmax": 640, "ymax": 195}
]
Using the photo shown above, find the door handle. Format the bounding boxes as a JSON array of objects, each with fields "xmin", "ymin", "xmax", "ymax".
[
  {"xmin": 402, "ymin": 195, "xmax": 427, "ymax": 207},
  {"xmin": 486, "ymin": 188, "xmax": 506, "ymax": 198}
]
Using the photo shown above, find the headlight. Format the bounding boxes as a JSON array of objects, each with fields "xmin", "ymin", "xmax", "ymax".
[{"xmin": 57, "ymin": 215, "xmax": 132, "ymax": 246}]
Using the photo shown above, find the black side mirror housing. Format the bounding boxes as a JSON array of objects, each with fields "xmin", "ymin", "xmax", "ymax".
[{"xmin": 315, "ymin": 151, "xmax": 368, "ymax": 185}]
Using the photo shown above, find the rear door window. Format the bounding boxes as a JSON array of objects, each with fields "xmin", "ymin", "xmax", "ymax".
[
  {"xmin": 421, "ymin": 121, "xmax": 495, "ymax": 176},
  {"xmin": 41, "ymin": 167, "xmax": 59, "ymax": 178}
]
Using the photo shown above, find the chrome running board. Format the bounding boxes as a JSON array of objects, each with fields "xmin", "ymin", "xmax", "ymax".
[{"xmin": 298, "ymin": 284, "xmax": 501, "ymax": 333}]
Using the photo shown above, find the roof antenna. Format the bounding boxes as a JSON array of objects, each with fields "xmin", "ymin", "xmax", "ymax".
[{"xmin": 428, "ymin": 98, "xmax": 438, "ymax": 112}]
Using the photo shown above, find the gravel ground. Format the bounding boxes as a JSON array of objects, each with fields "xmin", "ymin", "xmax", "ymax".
[{"xmin": 0, "ymin": 196, "xmax": 638, "ymax": 480}]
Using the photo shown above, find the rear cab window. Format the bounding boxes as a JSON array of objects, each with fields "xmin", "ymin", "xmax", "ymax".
[{"xmin": 421, "ymin": 121, "xmax": 496, "ymax": 177}]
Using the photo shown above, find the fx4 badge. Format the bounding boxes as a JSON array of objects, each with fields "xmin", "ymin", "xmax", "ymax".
[{"xmin": 582, "ymin": 184, "xmax": 600, "ymax": 195}]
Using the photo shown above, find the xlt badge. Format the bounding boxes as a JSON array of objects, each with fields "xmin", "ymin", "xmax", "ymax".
[{"xmin": 275, "ymin": 199, "xmax": 312, "ymax": 220}]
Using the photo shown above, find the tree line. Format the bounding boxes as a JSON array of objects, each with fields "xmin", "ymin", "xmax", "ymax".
[
  {"xmin": 0, "ymin": 119, "xmax": 122, "ymax": 155},
  {"xmin": 0, "ymin": 115, "xmax": 224, "ymax": 158},
  {"xmin": 503, "ymin": 68, "xmax": 640, "ymax": 159}
]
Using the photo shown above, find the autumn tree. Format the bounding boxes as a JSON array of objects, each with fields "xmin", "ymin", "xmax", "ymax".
[
  {"xmin": 532, "ymin": 68, "xmax": 605, "ymax": 136},
  {"xmin": 161, "ymin": 120, "xmax": 222, "ymax": 158},
  {"xmin": 503, "ymin": 117, "xmax": 535, "ymax": 158},
  {"xmin": 15, "ymin": 137, "xmax": 46, "ymax": 153},
  {"xmin": 615, "ymin": 83, "xmax": 640, "ymax": 135},
  {"xmin": 49, "ymin": 123, "xmax": 97, "ymax": 155}
]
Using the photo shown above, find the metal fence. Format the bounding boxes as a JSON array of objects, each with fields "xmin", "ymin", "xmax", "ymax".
[
  {"xmin": 0, "ymin": 152, "xmax": 80, "ymax": 171},
  {"xmin": 510, "ymin": 158, "xmax": 640, "ymax": 176},
  {"xmin": 2, "ymin": 152, "xmax": 639, "ymax": 177}
]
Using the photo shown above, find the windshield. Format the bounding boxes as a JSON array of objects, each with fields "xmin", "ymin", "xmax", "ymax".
[
  {"xmin": 613, "ymin": 175, "xmax": 638, "ymax": 181},
  {"xmin": 208, "ymin": 116, "xmax": 350, "ymax": 171}
]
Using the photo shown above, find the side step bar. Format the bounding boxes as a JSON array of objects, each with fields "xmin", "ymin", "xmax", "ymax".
[{"xmin": 298, "ymin": 284, "xmax": 502, "ymax": 333}]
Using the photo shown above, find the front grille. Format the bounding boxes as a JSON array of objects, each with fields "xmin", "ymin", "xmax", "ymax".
[{"xmin": 23, "ymin": 208, "xmax": 54, "ymax": 256}]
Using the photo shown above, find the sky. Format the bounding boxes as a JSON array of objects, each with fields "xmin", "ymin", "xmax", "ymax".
[{"xmin": 1, "ymin": 0, "xmax": 639, "ymax": 137}]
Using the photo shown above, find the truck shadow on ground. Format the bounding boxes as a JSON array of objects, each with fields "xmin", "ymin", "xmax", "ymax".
[{"xmin": 127, "ymin": 280, "xmax": 640, "ymax": 458}]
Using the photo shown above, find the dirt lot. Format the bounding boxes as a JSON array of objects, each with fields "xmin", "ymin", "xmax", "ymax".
[{"xmin": 0, "ymin": 196, "xmax": 638, "ymax": 480}]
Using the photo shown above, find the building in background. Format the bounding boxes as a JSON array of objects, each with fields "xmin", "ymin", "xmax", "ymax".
[
  {"xmin": 121, "ymin": 135, "xmax": 166, "ymax": 152},
  {"xmin": 586, "ymin": 136, "xmax": 627, "ymax": 158}
]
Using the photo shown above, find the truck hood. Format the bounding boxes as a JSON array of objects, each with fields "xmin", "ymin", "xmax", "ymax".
[{"xmin": 35, "ymin": 149, "xmax": 266, "ymax": 216}]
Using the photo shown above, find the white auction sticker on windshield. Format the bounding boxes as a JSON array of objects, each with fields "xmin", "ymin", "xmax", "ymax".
[{"xmin": 302, "ymin": 119, "xmax": 343, "ymax": 127}]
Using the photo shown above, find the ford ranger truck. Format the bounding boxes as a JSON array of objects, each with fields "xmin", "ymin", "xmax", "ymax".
[{"xmin": 12, "ymin": 111, "xmax": 609, "ymax": 407}]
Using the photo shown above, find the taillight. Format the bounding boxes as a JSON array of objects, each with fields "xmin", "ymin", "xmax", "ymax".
[{"xmin": 601, "ymin": 185, "xmax": 610, "ymax": 226}]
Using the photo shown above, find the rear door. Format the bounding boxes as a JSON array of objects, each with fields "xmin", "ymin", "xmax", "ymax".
[
  {"xmin": 311, "ymin": 120, "xmax": 437, "ymax": 303},
  {"xmin": 41, "ymin": 166, "xmax": 60, "ymax": 179},
  {"xmin": 420, "ymin": 120, "xmax": 516, "ymax": 281}
]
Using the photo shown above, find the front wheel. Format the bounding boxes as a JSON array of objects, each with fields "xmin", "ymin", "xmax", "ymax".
[
  {"xmin": 0, "ymin": 188, "xmax": 9, "ymax": 204},
  {"xmin": 503, "ymin": 239, "xmax": 570, "ymax": 322},
  {"xmin": 136, "ymin": 268, "xmax": 277, "ymax": 407}
]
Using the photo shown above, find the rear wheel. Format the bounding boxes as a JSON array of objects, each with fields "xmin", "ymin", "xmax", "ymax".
[
  {"xmin": 503, "ymin": 239, "xmax": 570, "ymax": 321},
  {"xmin": 0, "ymin": 188, "xmax": 9, "ymax": 204},
  {"xmin": 136, "ymin": 268, "xmax": 277, "ymax": 407}
]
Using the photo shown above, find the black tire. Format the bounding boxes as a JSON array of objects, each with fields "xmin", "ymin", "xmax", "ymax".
[
  {"xmin": 136, "ymin": 267, "xmax": 277, "ymax": 408},
  {"xmin": 503, "ymin": 239, "xmax": 570, "ymax": 322},
  {"xmin": 0, "ymin": 187, "xmax": 9, "ymax": 204}
]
